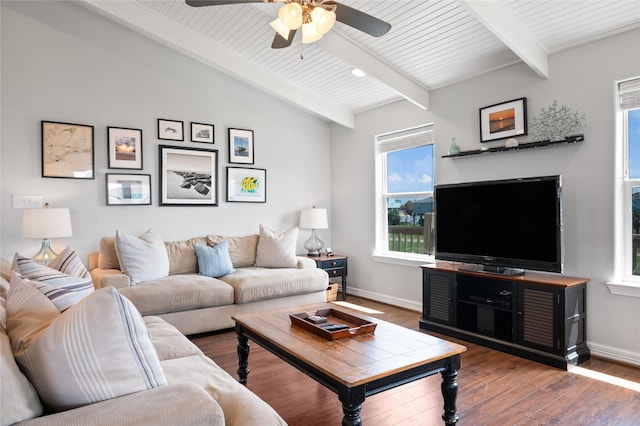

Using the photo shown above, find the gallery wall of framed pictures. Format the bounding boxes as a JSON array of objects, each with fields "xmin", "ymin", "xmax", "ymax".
[{"xmin": 41, "ymin": 116, "xmax": 266, "ymax": 207}]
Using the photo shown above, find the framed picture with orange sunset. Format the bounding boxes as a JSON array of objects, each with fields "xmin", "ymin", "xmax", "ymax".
[{"xmin": 479, "ymin": 97, "xmax": 527, "ymax": 143}]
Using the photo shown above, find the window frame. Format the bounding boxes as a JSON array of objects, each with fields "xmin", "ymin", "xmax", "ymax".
[
  {"xmin": 373, "ymin": 124, "xmax": 435, "ymax": 265},
  {"xmin": 622, "ymin": 107, "xmax": 640, "ymax": 282}
]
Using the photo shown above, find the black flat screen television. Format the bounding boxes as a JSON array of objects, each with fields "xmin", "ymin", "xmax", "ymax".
[{"xmin": 434, "ymin": 175, "xmax": 563, "ymax": 274}]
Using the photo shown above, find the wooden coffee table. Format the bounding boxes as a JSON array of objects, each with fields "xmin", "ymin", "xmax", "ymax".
[{"xmin": 233, "ymin": 303, "xmax": 467, "ymax": 425}]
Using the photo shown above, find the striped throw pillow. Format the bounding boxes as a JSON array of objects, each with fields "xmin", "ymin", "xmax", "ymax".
[
  {"xmin": 14, "ymin": 286, "xmax": 167, "ymax": 411},
  {"xmin": 13, "ymin": 251, "xmax": 93, "ymax": 312}
]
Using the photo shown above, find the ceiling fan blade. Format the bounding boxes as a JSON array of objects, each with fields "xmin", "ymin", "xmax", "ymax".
[
  {"xmin": 272, "ymin": 29, "xmax": 296, "ymax": 49},
  {"xmin": 329, "ymin": 2, "xmax": 391, "ymax": 37},
  {"xmin": 186, "ymin": 0, "xmax": 265, "ymax": 7}
]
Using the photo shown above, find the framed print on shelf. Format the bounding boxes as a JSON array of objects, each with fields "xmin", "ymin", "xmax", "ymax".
[
  {"xmin": 42, "ymin": 120, "xmax": 94, "ymax": 179},
  {"xmin": 107, "ymin": 127, "xmax": 143, "ymax": 169},
  {"xmin": 226, "ymin": 166, "xmax": 266, "ymax": 203},
  {"xmin": 159, "ymin": 145, "xmax": 218, "ymax": 206},
  {"xmin": 106, "ymin": 173, "xmax": 151, "ymax": 206},
  {"xmin": 479, "ymin": 97, "xmax": 527, "ymax": 143},
  {"xmin": 228, "ymin": 128, "xmax": 254, "ymax": 164},
  {"xmin": 191, "ymin": 122, "xmax": 214, "ymax": 143},
  {"xmin": 158, "ymin": 119, "xmax": 184, "ymax": 141}
]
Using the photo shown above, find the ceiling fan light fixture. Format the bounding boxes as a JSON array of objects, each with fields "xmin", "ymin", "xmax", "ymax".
[
  {"xmin": 279, "ymin": 2, "xmax": 303, "ymax": 30},
  {"xmin": 310, "ymin": 6, "xmax": 336, "ymax": 35},
  {"xmin": 270, "ymin": 18, "xmax": 291, "ymax": 39},
  {"xmin": 301, "ymin": 20, "xmax": 322, "ymax": 44}
]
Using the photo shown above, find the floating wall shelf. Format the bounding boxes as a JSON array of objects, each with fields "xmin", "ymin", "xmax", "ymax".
[{"xmin": 443, "ymin": 135, "xmax": 584, "ymax": 159}]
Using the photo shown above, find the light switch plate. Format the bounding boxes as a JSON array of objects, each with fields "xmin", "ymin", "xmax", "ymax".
[{"xmin": 12, "ymin": 195, "xmax": 43, "ymax": 209}]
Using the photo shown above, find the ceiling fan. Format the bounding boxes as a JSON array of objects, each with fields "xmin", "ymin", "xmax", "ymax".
[{"xmin": 185, "ymin": 1, "xmax": 391, "ymax": 49}]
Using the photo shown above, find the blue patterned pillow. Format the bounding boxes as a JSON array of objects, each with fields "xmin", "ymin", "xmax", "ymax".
[{"xmin": 195, "ymin": 242, "xmax": 236, "ymax": 278}]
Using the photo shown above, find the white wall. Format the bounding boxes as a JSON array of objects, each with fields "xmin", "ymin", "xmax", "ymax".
[
  {"xmin": 330, "ymin": 29, "xmax": 640, "ymax": 364},
  {"xmin": 0, "ymin": 1, "xmax": 331, "ymax": 261}
]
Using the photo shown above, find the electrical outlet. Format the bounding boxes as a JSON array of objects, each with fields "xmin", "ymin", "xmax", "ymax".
[{"xmin": 13, "ymin": 195, "xmax": 43, "ymax": 209}]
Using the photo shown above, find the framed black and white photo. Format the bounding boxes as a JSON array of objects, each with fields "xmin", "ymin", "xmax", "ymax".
[
  {"xmin": 159, "ymin": 145, "xmax": 218, "ymax": 206},
  {"xmin": 479, "ymin": 97, "xmax": 527, "ymax": 142},
  {"xmin": 106, "ymin": 173, "xmax": 151, "ymax": 206},
  {"xmin": 158, "ymin": 119, "xmax": 184, "ymax": 141},
  {"xmin": 226, "ymin": 167, "xmax": 266, "ymax": 203},
  {"xmin": 107, "ymin": 127, "xmax": 143, "ymax": 169},
  {"xmin": 191, "ymin": 122, "xmax": 214, "ymax": 143},
  {"xmin": 228, "ymin": 128, "xmax": 254, "ymax": 164},
  {"xmin": 42, "ymin": 120, "xmax": 94, "ymax": 179}
]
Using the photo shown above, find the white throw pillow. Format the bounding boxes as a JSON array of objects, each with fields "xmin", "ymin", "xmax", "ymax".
[
  {"xmin": 12, "ymin": 251, "xmax": 94, "ymax": 312},
  {"xmin": 255, "ymin": 225, "xmax": 298, "ymax": 268},
  {"xmin": 14, "ymin": 286, "xmax": 167, "ymax": 412},
  {"xmin": 115, "ymin": 229, "xmax": 170, "ymax": 284}
]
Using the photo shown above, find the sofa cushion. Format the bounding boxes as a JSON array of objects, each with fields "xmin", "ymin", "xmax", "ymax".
[
  {"xmin": 206, "ymin": 234, "xmax": 258, "ymax": 268},
  {"xmin": 0, "ymin": 277, "xmax": 43, "ymax": 426},
  {"xmin": 116, "ymin": 229, "xmax": 170, "ymax": 284},
  {"xmin": 255, "ymin": 225, "xmax": 298, "ymax": 268},
  {"xmin": 164, "ymin": 237, "xmax": 207, "ymax": 275},
  {"xmin": 161, "ymin": 354, "xmax": 287, "ymax": 426},
  {"xmin": 195, "ymin": 243, "xmax": 235, "ymax": 278},
  {"xmin": 118, "ymin": 275, "xmax": 235, "ymax": 316},
  {"xmin": 15, "ymin": 286, "xmax": 167, "ymax": 412},
  {"xmin": 12, "ymin": 254, "xmax": 93, "ymax": 312},
  {"xmin": 219, "ymin": 266, "xmax": 328, "ymax": 304},
  {"xmin": 144, "ymin": 316, "xmax": 203, "ymax": 361},
  {"xmin": 98, "ymin": 236, "xmax": 120, "ymax": 270}
]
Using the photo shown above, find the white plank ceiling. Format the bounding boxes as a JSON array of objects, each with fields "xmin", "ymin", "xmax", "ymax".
[{"xmin": 80, "ymin": 0, "xmax": 640, "ymax": 128}]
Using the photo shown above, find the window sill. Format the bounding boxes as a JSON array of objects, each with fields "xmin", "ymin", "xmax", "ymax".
[
  {"xmin": 605, "ymin": 280, "xmax": 640, "ymax": 298},
  {"xmin": 372, "ymin": 252, "xmax": 435, "ymax": 268}
]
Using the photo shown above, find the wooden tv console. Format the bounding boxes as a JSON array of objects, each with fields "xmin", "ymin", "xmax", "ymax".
[{"xmin": 419, "ymin": 262, "xmax": 590, "ymax": 369}]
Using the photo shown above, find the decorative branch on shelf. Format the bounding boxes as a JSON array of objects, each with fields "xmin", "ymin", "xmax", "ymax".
[{"xmin": 529, "ymin": 100, "xmax": 587, "ymax": 142}]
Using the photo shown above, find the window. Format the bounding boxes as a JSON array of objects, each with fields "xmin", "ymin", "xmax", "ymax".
[
  {"xmin": 374, "ymin": 124, "xmax": 434, "ymax": 261},
  {"xmin": 619, "ymin": 77, "xmax": 640, "ymax": 279}
]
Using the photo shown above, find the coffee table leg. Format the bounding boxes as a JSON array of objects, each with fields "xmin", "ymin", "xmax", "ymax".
[
  {"xmin": 441, "ymin": 356, "xmax": 460, "ymax": 425},
  {"xmin": 340, "ymin": 387, "xmax": 364, "ymax": 426},
  {"xmin": 236, "ymin": 330, "xmax": 250, "ymax": 385}
]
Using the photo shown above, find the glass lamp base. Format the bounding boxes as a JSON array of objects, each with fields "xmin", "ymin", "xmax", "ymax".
[
  {"xmin": 304, "ymin": 230, "xmax": 324, "ymax": 257},
  {"xmin": 31, "ymin": 239, "xmax": 59, "ymax": 265}
]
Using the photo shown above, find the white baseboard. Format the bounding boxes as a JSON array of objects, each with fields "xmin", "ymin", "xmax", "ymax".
[
  {"xmin": 347, "ymin": 288, "xmax": 640, "ymax": 367},
  {"xmin": 588, "ymin": 342, "xmax": 640, "ymax": 367},
  {"xmin": 347, "ymin": 287, "xmax": 422, "ymax": 313}
]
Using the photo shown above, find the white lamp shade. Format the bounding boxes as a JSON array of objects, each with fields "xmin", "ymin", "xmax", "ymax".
[
  {"xmin": 301, "ymin": 21, "xmax": 323, "ymax": 44},
  {"xmin": 279, "ymin": 2, "xmax": 303, "ymax": 29},
  {"xmin": 311, "ymin": 7, "xmax": 336, "ymax": 34},
  {"xmin": 300, "ymin": 208, "xmax": 328, "ymax": 229},
  {"xmin": 22, "ymin": 208, "xmax": 72, "ymax": 239}
]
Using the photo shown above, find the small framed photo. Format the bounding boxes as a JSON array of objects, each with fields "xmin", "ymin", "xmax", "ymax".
[
  {"xmin": 479, "ymin": 97, "xmax": 527, "ymax": 143},
  {"xmin": 158, "ymin": 119, "xmax": 184, "ymax": 141},
  {"xmin": 107, "ymin": 127, "xmax": 143, "ymax": 169},
  {"xmin": 228, "ymin": 128, "xmax": 254, "ymax": 164},
  {"xmin": 226, "ymin": 167, "xmax": 266, "ymax": 203},
  {"xmin": 191, "ymin": 122, "xmax": 214, "ymax": 143},
  {"xmin": 106, "ymin": 173, "xmax": 151, "ymax": 206},
  {"xmin": 42, "ymin": 120, "xmax": 94, "ymax": 179},
  {"xmin": 160, "ymin": 145, "xmax": 218, "ymax": 206}
]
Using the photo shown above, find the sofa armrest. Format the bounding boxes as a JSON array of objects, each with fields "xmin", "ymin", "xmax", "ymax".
[
  {"xmin": 296, "ymin": 256, "xmax": 317, "ymax": 269},
  {"xmin": 16, "ymin": 383, "xmax": 224, "ymax": 426},
  {"xmin": 90, "ymin": 268, "xmax": 131, "ymax": 289}
]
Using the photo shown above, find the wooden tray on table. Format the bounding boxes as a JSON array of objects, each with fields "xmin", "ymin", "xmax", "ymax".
[{"xmin": 289, "ymin": 308, "xmax": 377, "ymax": 341}]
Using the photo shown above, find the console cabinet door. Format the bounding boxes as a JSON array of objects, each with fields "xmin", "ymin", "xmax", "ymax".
[
  {"xmin": 423, "ymin": 270, "xmax": 454, "ymax": 325},
  {"xmin": 516, "ymin": 283, "xmax": 561, "ymax": 354}
]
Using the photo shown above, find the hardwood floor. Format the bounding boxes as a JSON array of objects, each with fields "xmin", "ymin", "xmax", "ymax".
[{"xmin": 190, "ymin": 296, "xmax": 640, "ymax": 425}]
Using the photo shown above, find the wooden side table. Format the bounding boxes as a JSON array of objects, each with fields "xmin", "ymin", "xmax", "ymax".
[{"xmin": 310, "ymin": 254, "xmax": 348, "ymax": 300}]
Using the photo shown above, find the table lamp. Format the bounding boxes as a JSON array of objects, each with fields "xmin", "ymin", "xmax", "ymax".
[
  {"xmin": 299, "ymin": 207, "xmax": 328, "ymax": 257},
  {"xmin": 22, "ymin": 206, "xmax": 72, "ymax": 264}
]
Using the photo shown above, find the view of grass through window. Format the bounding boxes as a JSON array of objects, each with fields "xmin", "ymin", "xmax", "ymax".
[{"xmin": 386, "ymin": 144, "xmax": 434, "ymax": 255}]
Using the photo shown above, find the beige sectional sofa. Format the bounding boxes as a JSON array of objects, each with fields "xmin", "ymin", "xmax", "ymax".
[
  {"xmin": 1, "ymin": 258, "xmax": 287, "ymax": 426},
  {"xmin": 89, "ymin": 228, "xmax": 329, "ymax": 335}
]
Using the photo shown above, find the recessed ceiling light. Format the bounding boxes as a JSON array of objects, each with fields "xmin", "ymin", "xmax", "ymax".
[{"xmin": 351, "ymin": 68, "xmax": 366, "ymax": 77}]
